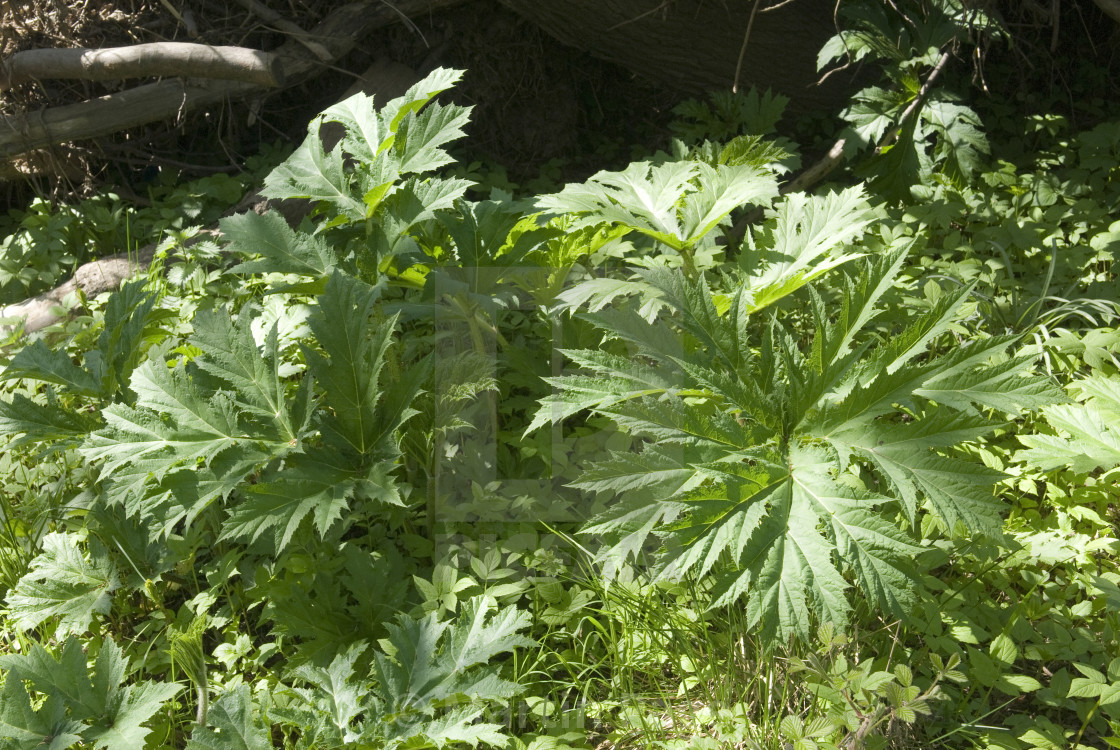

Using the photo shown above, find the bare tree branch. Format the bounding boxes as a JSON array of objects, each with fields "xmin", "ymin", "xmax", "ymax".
[
  {"xmin": 0, "ymin": 43, "xmax": 284, "ymax": 90},
  {"xmin": 233, "ymin": 0, "xmax": 334, "ymax": 60},
  {"xmin": 0, "ymin": 0, "xmax": 466, "ymax": 159},
  {"xmin": 1093, "ymin": 0, "xmax": 1120, "ymax": 24}
]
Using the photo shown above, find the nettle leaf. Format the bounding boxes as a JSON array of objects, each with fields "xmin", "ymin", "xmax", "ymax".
[
  {"xmin": 220, "ymin": 447, "xmax": 358, "ymax": 551},
  {"xmin": 6, "ymin": 533, "xmax": 119, "ymax": 636},
  {"xmin": 372, "ymin": 595, "xmax": 534, "ymax": 713},
  {"xmin": 740, "ymin": 185, "xmax": 876, "ymax": 311},
  {"xmin": 186, "ymin": 685, "xmax": 271, "ymax": 750},
  {"xmin": 304, "ymin": 273, "xmax": 412, "ymax": 459},
  {"xmin": 81, "ymin": 308, "xmax": 305, "ymax": 535},
  {"xmin": 537, "ymin": 243, "xmax": 1059, "ymax": 642}
]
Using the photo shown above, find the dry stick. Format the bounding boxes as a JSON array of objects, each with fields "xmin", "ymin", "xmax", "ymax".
[
  {"xmin": 233, "ymin": 0, "xmax": 333, "ymax": 61},
  {"xmin": 158, "ymin": 0, "xmax": 200, "ymax": 37},
  {"xmin": 1050, "ymin": 0, "xmax": 1060, "ymax": 51},
  {"xmin": 761, "ymin": 0, "xmax": 802, "ymax": 13},
  {"xmin": 731, "ymin": 0, "xmax": 763, "ymax": 94},
  {"xmin": 0, "ymin": 43, "xmax": 284, "ymax": 89},
  {"xmin": 0, "ymin": 0, "xmax": 462, "ymax": 336},
  {"xmin": 875, "ymin": 48, "xmax": 951, "ymax": 154}
]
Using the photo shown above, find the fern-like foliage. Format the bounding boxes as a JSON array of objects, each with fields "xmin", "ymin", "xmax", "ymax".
[{"xmin": 534, "ymin": 247, "xmax": 1061, "ymax": 642}]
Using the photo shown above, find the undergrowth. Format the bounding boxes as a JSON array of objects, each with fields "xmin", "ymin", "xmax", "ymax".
[{"xmin": 0, "ymin": 2, "xmax": 1117, "ymax": 749}]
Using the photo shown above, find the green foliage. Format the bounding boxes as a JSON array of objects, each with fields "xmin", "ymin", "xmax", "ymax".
[
  {"xmin": 226, "ymin": 67, "xmax": 473, "ymax": 284},
  {"xmin": 73, "ymin": 274, "xmax": 414, "ymax": 549},
  {"xmin": 536, "ymin": 243, "xmax": 1058, "ymax": 641},
  {"xmin": 0, "ymin": 18, "xmax": 1117, "ymax": 750},
  {"xmin": 778, "ymin": 623, "xmax": 958, "ymax": 749},
  {"xmin": 1018, "ymin": 373, "xmax": 1120, "ymax": 475},
  {"xmin": 0, "ymin": 637, "xmax": 181, "ymax": 750},
  {"xmin": 0, "ymin": 171, "xmax": 251, "ymax": 304},
  {"xmin": 6, "ymin": 533, "xmax": 119, "ymax": 637},
  {"xmin": 272, "ymin": 596, "xmax": 534, "ymax": 749},
  {"xmin": 820, "ymin": 0, "xmax": 999, "ymax": 200},
  {"xmin": 186, "ymin": 685, "xmax": 270, "ymax": 750},
  {"xmin": 536, "ymin": 159, "xmax": 776, "ymax": 277}
]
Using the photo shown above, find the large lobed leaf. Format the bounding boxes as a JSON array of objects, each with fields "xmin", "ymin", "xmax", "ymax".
[
  {"xmin": 536, "ymin": 159, "xmax": 777, "ymax": 252},
  {"xmin": 537, "ymin": 241, "xmax": 1061, "ymax": 642},
  {"xmin": 0, "ymin": 637, "xmax": 181, "ymax": 750},
  {"xmin": 6, "ymin": 534, "xmax": 119, "ymax": 637}
]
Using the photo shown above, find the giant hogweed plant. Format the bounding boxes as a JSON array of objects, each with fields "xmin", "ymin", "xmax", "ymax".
[
  {"xmin": 531, "ymin": 236, "xmax": 1062, "ymax": 642},
  {"xmin": 0, "ymin": 58, "xmax": 1079, "ymax": 747},
  {"xmin": 0, "ymin": 68, "xmax": 536, "ymax": 747}
]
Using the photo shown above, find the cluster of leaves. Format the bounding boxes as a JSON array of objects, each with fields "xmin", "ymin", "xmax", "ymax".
[
  {"xmin": 0, "ymin": 168, "xmax": 258, "ymax": 304},
  {"xmin": 0, "ymin": 3, "xmax": 1117, "ymax": 747}
]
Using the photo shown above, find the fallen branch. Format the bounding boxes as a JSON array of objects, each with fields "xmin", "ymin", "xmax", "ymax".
[
  {"xmin": 0, "ymin": 0, "xmax": 466, "ymax": 158},
  {"xmin": 0, "ymin": 60, "xmax": 430, "ymax": 337},
  {"xmin": 233, "ymin": 0, "xmax": 333, "ymax": 60},
  {"xmin": 729, "ymin": 46, "xmax": 953, "ymax": 245},
  {"xmin": 0, "ymin": 43, "xmax": 285, "ymax": 90},
  {"xmin": 0, "ymin": 243, "xmax": 164, "ymax": 335},
  {"xmin": 1094, "ymin": 0, "xmax": 1120, "ymax": 24}
]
